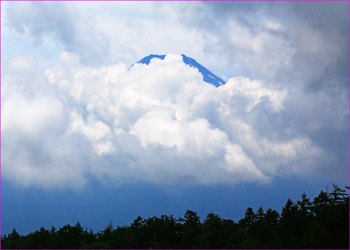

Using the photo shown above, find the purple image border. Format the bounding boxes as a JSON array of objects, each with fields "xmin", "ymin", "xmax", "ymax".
[{"xmin": 0, "ymin": 0, "xmax": 349, "ymax": 250}]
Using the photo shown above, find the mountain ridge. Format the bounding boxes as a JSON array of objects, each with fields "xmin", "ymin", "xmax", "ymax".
[{"xmin": 136, "ymin": 54, "xmax": 226, "ymax": 87}]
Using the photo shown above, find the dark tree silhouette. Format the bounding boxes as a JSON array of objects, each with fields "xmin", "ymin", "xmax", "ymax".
[
  {"xmin": 179, "ymin": 210, "xmax": 202, "ymax": 248},
  {"xmin": 1, "ymin": 184, "xmax": 348, "ymax": 249}
]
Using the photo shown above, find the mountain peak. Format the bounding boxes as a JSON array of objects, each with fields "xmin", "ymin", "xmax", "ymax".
[
  {"xmin": 136, "ymin": 54, "xmax": 225, "ymax": 87},
  {"xmin": 137, "ymin": 54, "xmax": 166, "ymax": 65}
]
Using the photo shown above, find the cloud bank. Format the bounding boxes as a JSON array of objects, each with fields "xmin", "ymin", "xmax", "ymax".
[
  {"xmin": 2, "ymin": 53, "xmax": 333, "ymax": 189},
  {"xmin": 2, "ymin": 1, "xmax": 348, "ymax": 190}
]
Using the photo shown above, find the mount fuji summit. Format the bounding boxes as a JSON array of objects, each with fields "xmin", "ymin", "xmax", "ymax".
[{"xmin": 136, "ymin": 54, "xmax": 226, "ymax": 87}]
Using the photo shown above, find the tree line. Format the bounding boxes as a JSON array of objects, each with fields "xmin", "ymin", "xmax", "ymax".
[{"xmin": 1, "ymin": 184, "xmax": 348, "ymax": 249}]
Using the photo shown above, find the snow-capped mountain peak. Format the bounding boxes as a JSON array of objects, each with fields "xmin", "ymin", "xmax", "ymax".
[{"xmin": 136, "ymin": 54, "xmax": 226, "ymax": 87}]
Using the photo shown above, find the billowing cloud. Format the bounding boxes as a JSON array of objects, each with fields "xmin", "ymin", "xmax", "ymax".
[
  {"xmin": 2, "ymin": 1, "xmax": 348, "ymax": 190},
  {"xmin": 2, "ymin": 53, "xmax": 335, "ymax": 189}
]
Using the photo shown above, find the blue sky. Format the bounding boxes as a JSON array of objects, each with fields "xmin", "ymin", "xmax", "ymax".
[{"xmin": 1, "ymin": 1, "xmax": 349, "ymax": 235}]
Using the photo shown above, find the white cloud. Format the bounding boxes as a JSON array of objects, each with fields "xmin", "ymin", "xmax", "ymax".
[
  {"xmin": 2, "ymin": 1, "xmax": 348, "ymax": 190},
  {"xmin": 221, "ymin": 76, "xmax": 287, "ymax": 112},
  {"xmin": 1, "ymin": 53, "xmax": 327, "ymax": 189},
  {"xmin": 1, "ymin": 55, "xmax": 88, "ymax": 189},
  {"xmin": 2, "ymin": 55, "xmax": 64, "ymax": 137},
  {"xmin": 69, "ymin": 111, "xmax": 115, "ymax": 156},
  {"xmin": 2, "ymin": 95, "xmax": 63, "ymax": 137}
]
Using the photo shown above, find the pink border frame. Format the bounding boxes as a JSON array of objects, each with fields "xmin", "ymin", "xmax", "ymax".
[{"xmin": 0, "ymin": 1, "xmax": 349, "ymax": 250}]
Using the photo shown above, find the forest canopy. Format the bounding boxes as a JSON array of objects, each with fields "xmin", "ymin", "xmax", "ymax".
[{"xmin": 1, "ymin": 184, "xmax": 349, "ymax": 249}]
